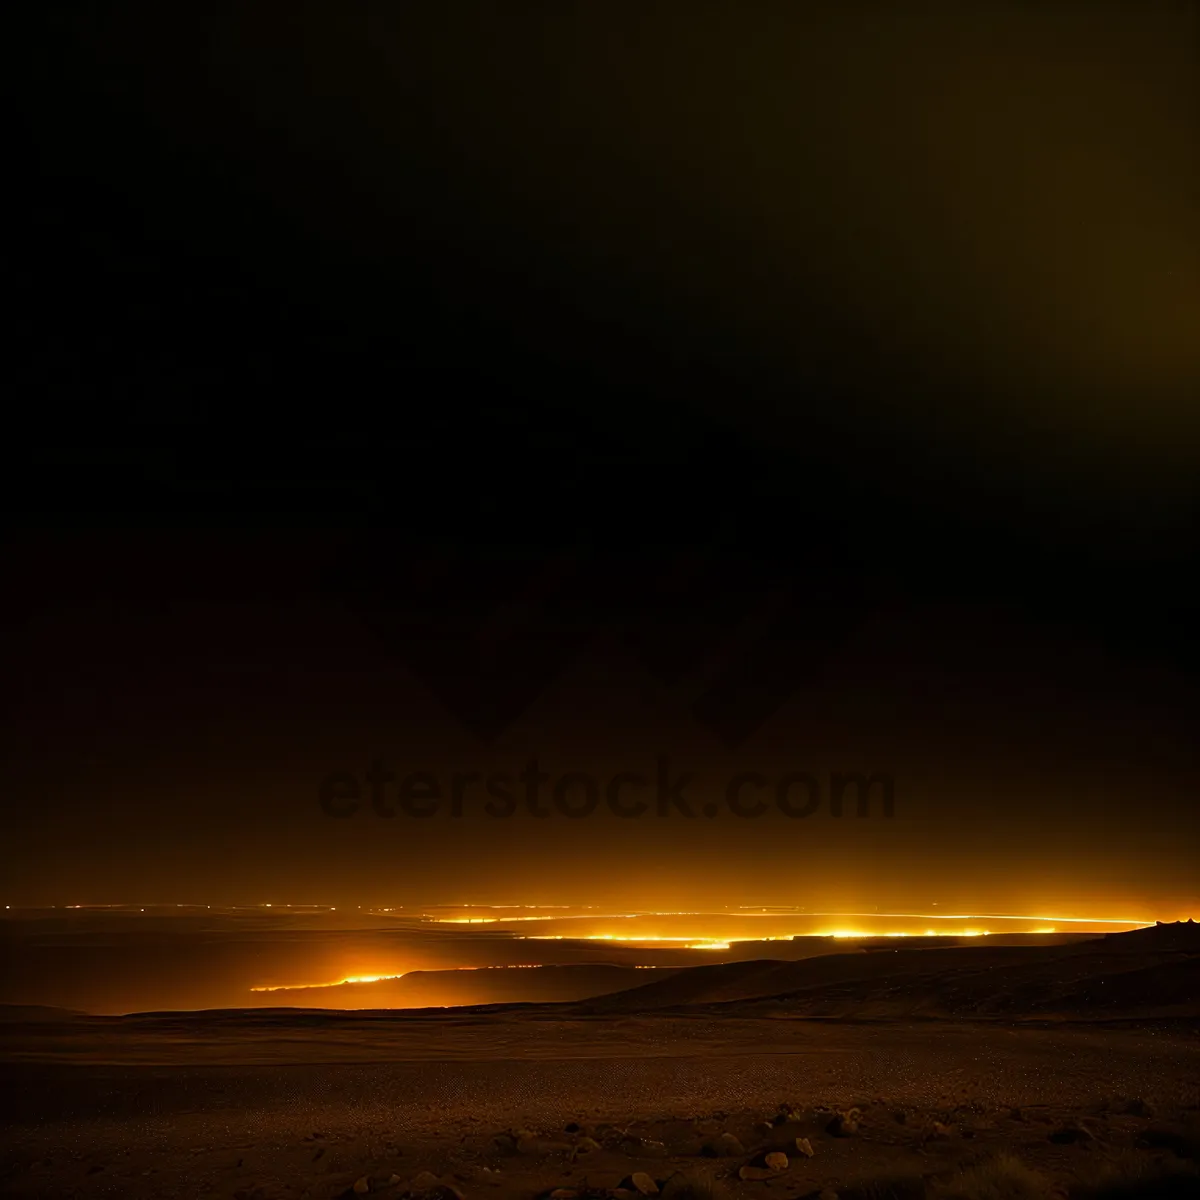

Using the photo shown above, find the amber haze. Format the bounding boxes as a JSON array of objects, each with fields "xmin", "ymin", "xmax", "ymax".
[{"xmin": 319, "ymin": 758, "xmax": 894, "ymax": 821}]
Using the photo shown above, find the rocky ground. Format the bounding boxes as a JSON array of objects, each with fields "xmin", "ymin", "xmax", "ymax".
[{"xmin": 2, "ymin": 1018, "xmax": 1198, "ymax": 1198}]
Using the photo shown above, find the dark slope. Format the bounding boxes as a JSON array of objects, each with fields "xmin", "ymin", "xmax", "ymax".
[{"xmin": 573, "ymin": 924, "xmax": 1200, "ymax": 1021}]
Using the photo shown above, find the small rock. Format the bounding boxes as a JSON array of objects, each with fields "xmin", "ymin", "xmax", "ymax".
[
  {"xmin": 702, "ymin": 1132, "xmax": 744, "ymax": 1157},
  {"xmin": 573, "ymin": 1138, "xmax": 601, "ymax": 1155},
  {"xmin": 389, "ymin": 1177, "xmax": 402, "ymax": 1186},
  {"xmin": 625, "ymin": 1172, "xmax": 659, "ymax": 1195},
  {"xmin": 410, "ymin": 1172, "xmax": 442, "ymax": 1190},
  {"xmin": 764, "ymin": 1152, "xmax": 788, "ymax": 1172},
  {"xmin": 826, "ymin": 1110, "xmax": 861, "ymax": 1138},
  {"xmin": 354, "ymin": 1180, "xmax": 370, "ymax": 1196},
  {"xmin": 738, "ymin": 1166, "xmax": 774, "ymax": 1182},
  {"xmin": 795, "ymin": 1138, "xmax": 814, "ymax": 1158},
  {"xmin": 925, "ymin": 1122, "xmax": 955, "ymax": 1141}
]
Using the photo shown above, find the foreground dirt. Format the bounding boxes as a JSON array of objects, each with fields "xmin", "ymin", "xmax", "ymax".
[{"xmin": 2, "ymin": 1016, "xmax": 1198, "ymax": 1198}]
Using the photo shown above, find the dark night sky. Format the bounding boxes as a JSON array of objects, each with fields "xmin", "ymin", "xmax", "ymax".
[{"xmin": 4, "ymin": 5, "xmax": 1198, "ymax": 917}]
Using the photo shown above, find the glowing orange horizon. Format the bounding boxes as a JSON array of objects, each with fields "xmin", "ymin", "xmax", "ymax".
[
  {"xmin": 423, "ymin": 910, "xmax": 1153, "ymax": 929},
  {"xmin": 250, "ymin": 972, "xmax": 407, "ymax": 992}
]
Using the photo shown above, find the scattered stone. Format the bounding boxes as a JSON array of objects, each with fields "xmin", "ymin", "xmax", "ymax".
[
  {"xmin": 639, "ymin": 1140, "xmax": 668, "ymax": 1159},
  {"xmin": 925, "ymin": 1122, "xmax": 956, "ymax": 1141},
  {"xmin": 573, "ymin": 1138, "xmax": 601, "ymax": 1155},
  {"xmin": 623, "ymin": 1172, "xmax": 659, "ymax": 1195},
  {"xmin": 826, "ymin": 1110, "xmax": 861, "ymax": 1138},
  {"xmin": 410, "ymin": 1172, "xmax": 442, "ymax": 1190},
  {"xmin": 390, "ymin": 1176, "xmax": 402, "ymax": 1186},
  {"xmin": 738, "ymin": 1166, "xmax": 774, "ymax": 1182},
  {"xmin": 764, "ymin": 1152, "xmax": 788, "ymax": 1172},
  {"xmin": 702, "ymin": 1133, "xmax": 744, "ymax": 1157},
  {"xmin": 795, "ymin": 1138, "xmax": 814, "ymax": 1158},
  {"xmin": 354, "ymin": 1179, "xmax": 370, "ymax": 1196}
]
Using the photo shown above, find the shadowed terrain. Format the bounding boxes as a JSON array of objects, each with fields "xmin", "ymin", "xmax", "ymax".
[{"xmin": 2, "ymin": 925, "xmax": 1198, "ymax": 1197}]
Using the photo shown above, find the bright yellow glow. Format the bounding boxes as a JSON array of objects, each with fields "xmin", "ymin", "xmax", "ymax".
[
  {"xmin": 823, "ymin": 928, "xmax": 989, "ymax": 939},
  {"xmin": 251, "ymin": 972, "xmax": 406, "ymax": 992}
]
